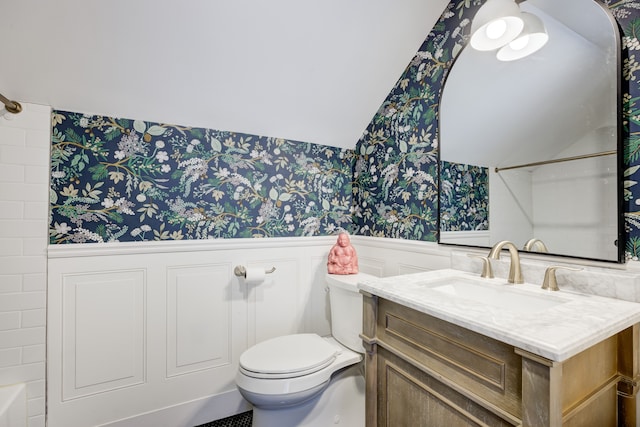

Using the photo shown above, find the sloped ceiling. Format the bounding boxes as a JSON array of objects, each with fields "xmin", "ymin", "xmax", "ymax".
[{"xmin": 0, "ymin": 0, "xmax": 449, "ymax": 149}]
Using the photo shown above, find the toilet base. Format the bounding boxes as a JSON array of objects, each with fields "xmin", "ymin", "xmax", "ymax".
[{"xmin": 252, "ymin": 363, "xmax": 364, "ymax": 427}]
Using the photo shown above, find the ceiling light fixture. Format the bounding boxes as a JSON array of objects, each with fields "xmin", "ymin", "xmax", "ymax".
[
  {"xmin": 470, "ymin": 0, "xmax": 524, "ymax": 51},
  {"xmin": 496, "ymin": 12, "xmax": 549, "ymax": 61}
]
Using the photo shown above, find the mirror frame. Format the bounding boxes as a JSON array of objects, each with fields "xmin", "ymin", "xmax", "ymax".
[{"xmin": 436, "ymin": 0, "xmax": 625, "ymax": 263}]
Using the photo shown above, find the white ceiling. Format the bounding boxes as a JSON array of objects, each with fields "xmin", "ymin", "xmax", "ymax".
[{"xmin": 0, "ymin": 0, "xmax": 449, "ymax": 149}]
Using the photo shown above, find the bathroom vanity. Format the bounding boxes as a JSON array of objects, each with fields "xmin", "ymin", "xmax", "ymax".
[{"xmin": 358, "ymin": 269, "xmax": 640, "ymax": 426}]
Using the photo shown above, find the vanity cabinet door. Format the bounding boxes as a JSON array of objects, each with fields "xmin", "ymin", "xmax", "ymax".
[
  {"xmin": 375, "ymin": 298, "xmax": 523, "ymax": 418},
  {"xmin": 375, "ymin": 347, "xmax": 519, "ymax": 427}
]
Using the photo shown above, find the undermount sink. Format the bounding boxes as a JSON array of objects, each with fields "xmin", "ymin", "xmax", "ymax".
[{"xmin": 416, "ymin": 275, "xmax": 569, "ymax": 314}]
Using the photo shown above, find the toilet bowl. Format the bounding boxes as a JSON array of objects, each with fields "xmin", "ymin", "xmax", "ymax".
[{"xmin": 235, "ymin": 272, "xmax": 375, "ymax": 427}]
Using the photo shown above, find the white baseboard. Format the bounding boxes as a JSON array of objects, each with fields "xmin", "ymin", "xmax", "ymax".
[{"xmin": 101, "ymin": 389, "xmax": 251, "ymax": 427}]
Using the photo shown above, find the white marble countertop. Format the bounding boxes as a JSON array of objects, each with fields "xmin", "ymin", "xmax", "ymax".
[{"xmin": 358, "ymin": 268, "xmax": 640, "ymax": 362}]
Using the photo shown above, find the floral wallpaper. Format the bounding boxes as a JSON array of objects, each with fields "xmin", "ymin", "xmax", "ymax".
[
  {"xmin": 352, "ymin": 0, "xmax": 640, "ymax": 260},
  {"xmin": 351, "ymin": 2, "xmax": 460, "ymax": 241},
  {"xmin": 621, "ymin": 4, "xmax": 640, "ymax": 259},
  {"xmin": 49, "ymin": 111, "xmax": 355, "ymax": 243},
  {"xmin": 439, "ymin": 161, "xmax": 488, "ymax": 232}
]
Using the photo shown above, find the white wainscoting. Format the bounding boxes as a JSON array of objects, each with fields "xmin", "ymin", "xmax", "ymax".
[{"xmin": 47, "ymin": 236, "xmax": 452, "ymax": 427}]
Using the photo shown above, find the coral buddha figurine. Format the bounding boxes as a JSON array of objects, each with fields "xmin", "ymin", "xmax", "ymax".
[{"xmin": 327, "ymin": 232, "xmax": 358, "ymax": 274}]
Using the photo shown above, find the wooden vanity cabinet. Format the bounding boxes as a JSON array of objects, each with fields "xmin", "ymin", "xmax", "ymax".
[{"xmin": 361, "ymin": 293, "xmax": 640, "ymax": 427}]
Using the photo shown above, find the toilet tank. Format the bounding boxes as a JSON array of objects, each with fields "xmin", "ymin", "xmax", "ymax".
[{"xmin": 326, "ymin": 273, "xmax": 376, "ymax": 353}]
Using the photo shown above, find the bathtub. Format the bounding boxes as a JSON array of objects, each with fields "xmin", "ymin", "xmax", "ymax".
[{"xmin": 0, "ymin": 383, "xmax": 26, "ymax": 427}]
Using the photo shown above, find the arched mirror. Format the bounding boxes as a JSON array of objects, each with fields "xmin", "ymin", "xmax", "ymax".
[{"xmin": 438, "ymin": 0, "xmax": 623, "ymax": 262}]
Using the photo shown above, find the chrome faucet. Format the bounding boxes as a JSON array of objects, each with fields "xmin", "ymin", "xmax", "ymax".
[{"xmin": 487, "ymin": 240, "xmax": 524, "ymax": 284}]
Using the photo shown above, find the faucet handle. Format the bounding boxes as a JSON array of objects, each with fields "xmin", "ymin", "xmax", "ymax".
[
  {"xmin": 541, "ymin": 266, "xmax": 582, "ymax": 291},
  {"xmin": 468, "ymin": 255, "xmax": 494, "ymax": 279}
]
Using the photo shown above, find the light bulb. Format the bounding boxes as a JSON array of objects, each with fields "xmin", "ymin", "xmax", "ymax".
[
  {"xmin": 496, "ymin": 12, "xmax": 548, "ymax": 61},
  {"xmin": 469, "ymin": 0, "xmax": 524, "ymax": 51},
  {"xmin": 509, "ymin": 35, "xmax": 530, "ymax": 51},
  {"xmin": 486, "ymin": 19, "xmax": 508, "ymax": 40}
]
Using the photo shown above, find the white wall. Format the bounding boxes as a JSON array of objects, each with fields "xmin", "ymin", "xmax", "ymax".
[{"xmin": 0, "ymin": 103, "xmax": 51, "ymax": 427}]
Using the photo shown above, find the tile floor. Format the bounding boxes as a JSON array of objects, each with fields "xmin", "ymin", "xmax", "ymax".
[{"xmin": 195, "ymin": 411, "xmax": 252, "ymax": 427}]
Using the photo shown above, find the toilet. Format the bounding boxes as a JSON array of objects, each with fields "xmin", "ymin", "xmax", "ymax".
[{"xmin": 235, "ymin": 272, "xmax": 375, "ymax": 427}]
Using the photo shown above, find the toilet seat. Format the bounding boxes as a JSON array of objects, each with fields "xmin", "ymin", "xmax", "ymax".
[
  {"xmin": 235, "ymin": 335, "xmax": 362, "ymax": 400},
  {"xmin": 239, "ymin": 334, "xmax": 338, "ymax": 379}
]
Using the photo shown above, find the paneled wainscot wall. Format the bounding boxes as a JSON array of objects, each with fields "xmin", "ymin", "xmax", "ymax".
[{"xmin": 46, "ymin": 236, "xmax": 452, "ymax": 426}]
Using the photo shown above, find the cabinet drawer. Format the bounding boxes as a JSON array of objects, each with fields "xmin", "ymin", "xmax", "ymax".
[{"xmin": 376, "ymin": 299, "xmax": 522, "ymax": 418}]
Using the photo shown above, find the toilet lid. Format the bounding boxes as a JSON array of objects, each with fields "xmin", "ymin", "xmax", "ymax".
[{"xmin": 239, "ymin": 334, "xmax": 338, "ymax": 379}]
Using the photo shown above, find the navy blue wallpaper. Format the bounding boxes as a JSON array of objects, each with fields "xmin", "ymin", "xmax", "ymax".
[
  {"xmin": 440, "ymin": 161, "xmax": 489, "ymax": 232},
  {"xmin": 49, "ymin": 112, "xmax": 355, "ymax": 243}
]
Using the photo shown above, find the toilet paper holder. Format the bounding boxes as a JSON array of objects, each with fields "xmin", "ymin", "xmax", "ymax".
[{"xmin": 234, "ymin": 265, "xmax": 276, "ymax": 278}]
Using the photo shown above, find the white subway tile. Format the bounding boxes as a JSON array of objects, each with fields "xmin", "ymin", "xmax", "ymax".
[
  {"xmin": 22, "ymin": 105, "xmax": 52, "ymax": 132},
  {"xmin": 0, "ymin": 348, "xmax": 21, "ymax": 368},
  {"xmin": 0, "ymin": 257, "xmax": 46, "ymax": 275},
  {"xmin": 0, "ymin": 239, "xmax": 23, "ymax": 256},
  {"xmin": 27, "ymin": 396, "xmax": 45, "ymax": 417},
  {"xmin": 0, "ymin": 275, "xmax": 22, "ymax": 293},
  {"xmin": 0, "ymin": 103, "xmax": 50, "ymax": 419},
  {"xmin": 0, "ymin": 182, "xmax": 48, "ymax": 202},
  {"xmin": 24, "ymin": 104, "xmax": 51, "ymax": 115},
  {"xmin": 0, "ymin": 146, "xmax": 49, "ymax": 166},
  {"xmin": 0, "ymin": 292, "xmax": 46, "ymax": 312},
  {"xmin": 0, "ymin": 361, "xmax": 45, "ymax": 384},
  {"xmin": 0, "ymin": 220, "xmax": 47, "ymax": 238},
  {"xmin": 22, "ymin": 238, "xmax": 47, "ymax": 256},
  {"xmin": 25, "ymin": 129, "xmax": 50, "ymax": 150},
  {"xmin": 23, "ymin": 103, "xmax": 51, "ymax": 114},
  {"xmin": 24, "ymin": 165, "xmax": 49, "ymax": 184},
  {"xmin": 0, "ymin": 126, "xmax": 26, "ymax": 146},
  {"xmin": 0, "ymin": 105, "xmax": 51, "ymax": 132},
  {"xmin": 26, "ymin": 379, "xmax": 45, "ymax": 398},
  {"xmin": 21, "ymin": 309, "xmax": 45, "ymax": 328},
  {"xmin": 0, "ymin": 311, "xmax": 20, "ymax": 330},
  {"xmin": 23, "ymin": 202, "xmax": 47, "ymax": 220},
  {"xmin": 0, "ymin": 164, "xmax": 25, "ymax": 183},
  {"xmin": 28, "ymin": 414, "xmax": 45, "ymax": 427},
  {"xmin": 0, "ymin": 328, "xmax": 45, "ymax": 349},
  {"xmin": 22, "ymin": 274, "xmax": 46, "ymax": 292},
  {"xmin": 22, "ymin": 344, "xmax": 45, "ymax": 364},
  {"xmin": 0, "ymin": 201, "xmax": 24, "ymax": 219}
]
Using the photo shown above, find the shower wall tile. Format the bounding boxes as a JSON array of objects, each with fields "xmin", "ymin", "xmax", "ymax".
[
  {"xmin": 0, "ymin": 165, "xmax": 24, "ymax": 182},
  {"xmin": 0, "ymin": 103, "xmax": 50, "ymax": 427},
  {"xmin": 0, "ymin": 348, "xmax": 21, "ymax": 368}
]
